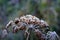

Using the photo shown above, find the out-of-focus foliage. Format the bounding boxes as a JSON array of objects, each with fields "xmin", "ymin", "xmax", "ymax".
[
  {"xmin": 0, "ymin": 0, "xmax": 8, "ymax": 5},
  {"xmin": 56, "ymin": 8, "xmax": 60, "ymax": 13}
]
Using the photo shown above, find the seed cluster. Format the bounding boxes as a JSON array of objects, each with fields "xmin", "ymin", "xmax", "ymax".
[{"xmin": 19, "ymin": 15, "xmax": 49, "ymax": 27}]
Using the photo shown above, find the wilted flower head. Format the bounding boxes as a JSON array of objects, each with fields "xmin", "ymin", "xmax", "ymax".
[
  {"xmin": 40, "ymin": 20, "xmax": 49, "ymax": 27},
  {"xmin": 19, "ymin": 15, "xmax": 41, "ymax": 24},
  {"xmin": 6, "ymin": 20, "xmax": 13, "ymax": 28},
  {"xmin": 5, "ymin": 15, "xmax": 49, "ymax": 34},
  {"xmin": 14, "ymin": 17, "xmax": 20, "ymax": 24}
]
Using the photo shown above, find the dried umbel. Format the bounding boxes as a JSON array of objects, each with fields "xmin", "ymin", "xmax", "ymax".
[
  {"xmin": 5, "ymin": 15, "xmax": 49, "ymax": 40},
  {"xmin": 20, "ymin": 15, "xmax": 40, "ymax": 24},
  {"xmin": 20, "ymin": 15, "xmax": 49, "ymax": 28},
  {"xmin": 5, "ymin": 15, "xmax": 50, "ymax": 34}
]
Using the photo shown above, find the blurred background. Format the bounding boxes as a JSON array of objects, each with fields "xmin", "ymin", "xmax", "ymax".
[{"xmin": 0, "ymin": 0, "xmax": 60, "ymax": 40}]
